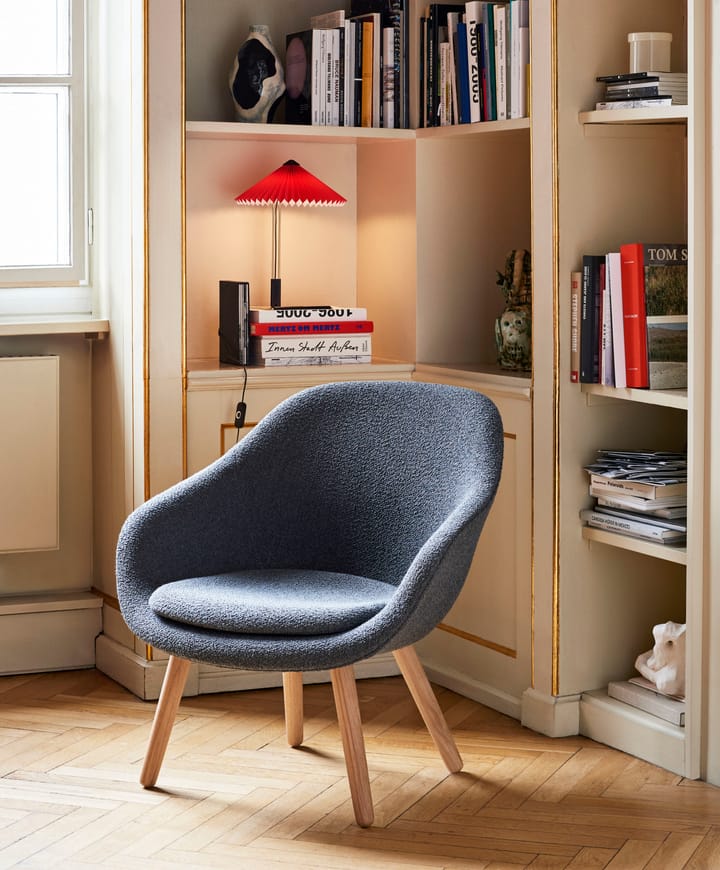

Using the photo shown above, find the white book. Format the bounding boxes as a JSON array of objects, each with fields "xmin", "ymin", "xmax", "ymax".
[
  {"xmin": 465, "ymin": 2, "xmax": 483, "ymax": 123},
  {"xmin": 256, "ymin": 335, "xmax": 372, "ymax": 358},
  {"xmin": 606, "ymin": 251, "xmax": 626, "ymax": 388},
  {"xmin": 493, "ymin": 4, "xmax": 507, "ymax": 120},
  {"xmin": 439, "ymin": 41, "xmax": 451, "ymax": 126},
  {"xmin": 608, "ymin": 680, "xmax": 685, "ymax": 726},
  {"xmin": 259, "ymin": 355, "xmax": 372, "ymax": 367},
  {"xmin": 600, "ymin": 259, "xmax": 614, "ymax": 386},
  {"xmin": 580, "ymin": 508, "xmax": 686, "ymax": 543},
  {"xmin": 509, "ymin": 0, "xmax": 529, "ymax": 118},
  {"xmin": 382, "ymin": 26, "xmax": 395, "ymax": 128},
  {"xmin": 250, "ymin": 306, "xmax": 368, "ymax": 323},
  {"xmin": 329, "ymin": 28, "xmax": 340, "ymax": 126},
  {"xmin": 311, "ymin": 29, "xmax": 326, "ymax": 125}
]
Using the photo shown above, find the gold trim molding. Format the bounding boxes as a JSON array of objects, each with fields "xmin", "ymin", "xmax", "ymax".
[{"xmin": 437, "ymin": 622, "xmax": 517, "ymax": 658}]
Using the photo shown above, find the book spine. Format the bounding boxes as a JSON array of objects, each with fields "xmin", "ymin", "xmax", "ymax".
[
  {"xmin": 607, "ymin": 251, "xmax": 626, "ymax": 389},
  {"xmin": 447, "ymin": 12, "xmax": 460, "ymax": 125},
  {"xmin": 579, "ymin": 255, "xmax": 601, "ymax": 383},
  {"xmin": 569, "ymin": 270, "xmax": 580, "ymax": 383},
  {"xmin": 493, "ymin": 3, "xmax": 506, "ymax": 120},
  {"xmin": 600, "ymin": 260, "xmax": 614, "ymax": 386},
  {"xmin": 456, "ymin": 20, "xmax": 470, "ymax": 123},
  {"xmin": 580, "ymin": 509, "xmax": 680, "ymax": 542},
  {"xmin": 588, "ymin": 475, "xmax": 684, "ymax": 500},
  {"xmin": 250, "ymin": 320, "xmax": 374, "ymax": 336},
  {"xmin": 250, "ymin": 307, "xmax": 368, "ymax": 323},
  {"xmin": 311, "ymin": 30, "xmax": 325, "ymax": 125},
  {"xmin": 360, "ymin": 20, "xmax": 373, "ymax": 127},
  {"xmin": 620, "ymin": 242, "xmax": 649, "ymax": 387},
  {"xmin": 465, "ymin": 2, "xmax": 482, "ymax": 123},
  {"xmin": 595, "ymin": 98, "xmax": 672, "ymax": 110},
  {"xmin": 258, "ymin": 355, "xmax": 372, "ymax": 367},
  {"xmin": 483, "ymin": 2, "xmax": 496, "ymax": 120},
  {"xmin": 383, "ymin": 25, "xmax": 395, "ymax": 127},
  {"xmin": 254, "ymin": 335, "xmax": 372, "ymax": 358}
]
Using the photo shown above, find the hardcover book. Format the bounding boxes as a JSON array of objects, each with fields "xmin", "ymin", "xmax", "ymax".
[
  {"xmin": 646, "ymin": 316, "xmax": 688, "ymax": 390},
  {"xmin": 579, "ymin": 254, "xmax": 603, "ymax": 383},
  {"xmin": 608, "ymin": 679, "xmax": 685, "ymax": 726},
  {"xmin": 250, "ymin": 306, "xmax": 368, "ymax": 322},
  {"xmin": 569, "ymin": 270, "xmax": 580, "ymax": 383},
  {"xmin": 285, "ymin": 31, "xmax": 313, "ymax": 124}
]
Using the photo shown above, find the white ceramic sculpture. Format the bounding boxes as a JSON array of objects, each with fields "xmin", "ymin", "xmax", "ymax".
[{"xmin": 635, "ymin": 620, "xmax": 686, "ymax": 699}]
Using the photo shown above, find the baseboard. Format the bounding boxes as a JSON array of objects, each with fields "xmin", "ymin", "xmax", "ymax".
[
  {"xmin": 580, "ymin": 689, "xmax": 685, "ymax": 776},
  {"xmin": 95, "ymin": 633, "xmax": 400, "ymax": 700},
  {"xmin": 520, "ymin": 688, "xmax": 581, "ymax": 737},
  {"xmin": 0, "ymin": 592, "xmax": 102, "ymax": 675},
  {"xmin": 420, "ymin": 658, "xmax": 522, "ymax": 720}
]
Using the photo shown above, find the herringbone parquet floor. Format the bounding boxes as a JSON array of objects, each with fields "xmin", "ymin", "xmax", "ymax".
[{"xmin": 1, "ymin": 669, "xmax": 719, "ymax": 869}]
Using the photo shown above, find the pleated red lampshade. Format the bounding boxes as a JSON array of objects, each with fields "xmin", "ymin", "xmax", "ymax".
[{"xmin": 234, "ymin": 160, "xmax": 346, "ymax": 307}]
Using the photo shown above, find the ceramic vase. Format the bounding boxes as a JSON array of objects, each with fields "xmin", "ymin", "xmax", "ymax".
[{"xmin": 229, "ymin": 25, "xmax": 285, "ymax": 123}]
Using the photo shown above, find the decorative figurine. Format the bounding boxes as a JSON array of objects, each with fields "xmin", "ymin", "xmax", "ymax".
[
  {"xmin": 229, "ymin": 25, "xmax": 285, "ymax": 123},
  {"xmin": 635, "ymin": 620, "xmax": 686, "ymax": 699},
  {"xmin": 494, "ymin": 248, "xmax": 532, "ymax": 371}
]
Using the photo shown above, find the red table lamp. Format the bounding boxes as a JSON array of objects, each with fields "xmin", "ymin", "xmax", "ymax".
[{"xmin": 234, "ymin": 159, "xmax": 346, "ymax": 307}]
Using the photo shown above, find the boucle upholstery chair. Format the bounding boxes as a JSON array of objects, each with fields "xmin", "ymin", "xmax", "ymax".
[{"xmin": 116, "ymin": 380, "xmax": 503, "ymax": 827}]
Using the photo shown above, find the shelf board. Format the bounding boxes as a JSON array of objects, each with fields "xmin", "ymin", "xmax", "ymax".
[
  {"xmin": 414, "ymin": 362, "xmax": 531, "ymax": 396},
  {"xmin": 415, "ymin": 117, "xmax": 530, "ymax": 139},
  {"xmin": 187, "ymin": 358, "xmax": 414, "ymax": 389},
  {"xmin": 581, "ymin": 383, "xmax": 688, "ymax": 410},
  {"xmin": 186, "ymin": 120, "xmax": 415, "ymax": 144},
  {"xmin": 186, "ymin": 117, "xmax": 530, "ymax": 144},
  {"xmin": 579, "ymin": 105, "xmax": 689, "ymax": 125},
  {"xmin": 582, "ymin": 526, "xmax": 687, "ymax": 566}
]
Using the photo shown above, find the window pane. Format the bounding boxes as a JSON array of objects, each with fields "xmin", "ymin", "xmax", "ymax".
[
  {"xmin": 0, "ymin": 0, "xmax": 70, "ymax": 75},
  {"xmin": 0, "ymin": 87, "xmax": 71, "ymax": 268}
]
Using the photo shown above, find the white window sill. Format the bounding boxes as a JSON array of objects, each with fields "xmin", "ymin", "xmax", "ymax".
[{"xmin": 0, "ymin": 316, "xmax": 109, "ymax": 338}]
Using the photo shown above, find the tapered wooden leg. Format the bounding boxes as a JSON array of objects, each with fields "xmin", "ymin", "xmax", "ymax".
[
  {"xmin": 283, "ymin": 671, "xmax": 304, "ymax": 747},
  {"xmin": 330, "ymin": 665, "xmax": 374, "ymax": 828},
  {"xmin": 393, "ymin": 645, "xmax": 463, "ymax": 773},
  {"xmin": 140, "ymin": 655, "xmax": 191, "ymax": 788}
]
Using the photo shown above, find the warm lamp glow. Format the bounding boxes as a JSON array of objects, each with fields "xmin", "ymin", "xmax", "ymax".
[{"xmin": 234, "ymin": 159, "xmax": 346, "ymax": 306}]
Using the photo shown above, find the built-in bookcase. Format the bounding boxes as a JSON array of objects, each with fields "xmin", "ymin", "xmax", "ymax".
[
  {"xmin": 543, "ymin": 0, "xmax": 705, "ymax": 776},
  {"xmin": 171, "ymin": 0, "xmax": 708, "ymax": 776}
]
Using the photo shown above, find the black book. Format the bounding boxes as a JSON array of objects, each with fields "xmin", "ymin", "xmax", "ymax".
[
  {"xmin": 425, "ymin": 3, "xmax": 464, "ymax": 126},
  {"xmin": 579, "ymin": 255, "xmax": 603, "ymax": 383}
]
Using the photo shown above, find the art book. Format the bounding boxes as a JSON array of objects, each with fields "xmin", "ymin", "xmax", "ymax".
[{"xmin": 619, "ymin": 243, "xmax": 687, "ymax": 388}]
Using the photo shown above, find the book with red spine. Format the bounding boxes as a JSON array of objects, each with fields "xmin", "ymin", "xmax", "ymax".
[
  {"xmin": 250, "ymin": 319, "xmax": 373, "ymax": 336},
  {"xmin": 619, "ymin": 243, "xmax": 649, "ymax": 388}
]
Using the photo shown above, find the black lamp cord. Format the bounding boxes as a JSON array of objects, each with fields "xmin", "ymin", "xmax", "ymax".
[{"xmin": 234, "ymin": 365, "xmax": 248, "ymax": 443}]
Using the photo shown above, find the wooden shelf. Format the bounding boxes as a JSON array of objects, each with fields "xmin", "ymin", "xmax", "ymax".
[
  {"xmin": 186, "ymin": 120, "xmax": 415, "ymax": 143},
  {"xmin": 186, "ymin": 117, "xmax": 530, "ymax": 144},
  {"xmin": 578, "ymin": 106, "xmax": 689, "ymax": 126},
  {"xmin": 414, "ymin": 362, "xmax": 531, "ymax": 397},
  {"xmin": 581, "ymin": 383, "xmax": 688, "ymax": 410},
  {"xmin": 582, "ymin": 525, "xmax": 687, "ymax": 566}
]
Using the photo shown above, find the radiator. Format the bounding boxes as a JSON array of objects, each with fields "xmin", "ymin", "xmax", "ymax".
[{"xmin": 0, "ymin": 356, "xmax": 59, "ymax": 552}]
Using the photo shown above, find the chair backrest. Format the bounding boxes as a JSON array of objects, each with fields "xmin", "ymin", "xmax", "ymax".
[{"xmin": 215, "ymin": 380, "xmax": 504, "ymax": 587}]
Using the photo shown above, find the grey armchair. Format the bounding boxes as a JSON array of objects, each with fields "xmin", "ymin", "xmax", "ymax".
[{"xmin": 116, "ymin": 380, "xmax": 503, "ymax": 827}]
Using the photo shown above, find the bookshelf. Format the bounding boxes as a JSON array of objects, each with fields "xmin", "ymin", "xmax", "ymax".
[
  {"xmin": 528, "ymin": 0, "xmax": 705, "ymax": 777},
  {"xmin": 126, "ymin": 0, "xmax": 715, "ymax": 782}
]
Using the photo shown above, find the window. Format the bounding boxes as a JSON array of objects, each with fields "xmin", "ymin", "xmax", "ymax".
[{"xmin": 0, "ymin": 0, "xmax": 88, "ymax": 313}]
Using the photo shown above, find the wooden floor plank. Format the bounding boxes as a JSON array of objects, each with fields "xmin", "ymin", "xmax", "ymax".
[{"xmin": 0, "ymin": 670, "xmax": 719, "ymax": 869}]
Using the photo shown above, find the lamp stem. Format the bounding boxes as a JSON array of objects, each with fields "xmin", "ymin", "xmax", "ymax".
[{"xmin": 271, "ymin": 201, "xmax": 281, "ymax": 307}]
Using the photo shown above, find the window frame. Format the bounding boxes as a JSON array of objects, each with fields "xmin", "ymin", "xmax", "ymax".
[{"xmin": 0, "ymin": 0, "xmax": 89, "ymax": 311}]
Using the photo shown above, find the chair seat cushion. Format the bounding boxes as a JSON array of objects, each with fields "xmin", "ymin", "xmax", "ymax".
[{"xmin": 148, "ymin": 569, "xmax": 396, "ymax": 636}]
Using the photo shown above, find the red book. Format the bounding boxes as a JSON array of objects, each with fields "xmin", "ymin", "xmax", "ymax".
[
  {"xmin": 619, "ymin": 243, "xmax": 649, "ymax": 388},
  {"xmin": 250, "ymin": 320, "xmax": 374, "ymax": 337}
]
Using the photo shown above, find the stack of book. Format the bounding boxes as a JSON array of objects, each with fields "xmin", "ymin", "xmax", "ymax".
[
  {"xmin": 284, "ymin": 2, "xmax": 409, "ymax": 129},
  {"xmin": 571, "ymin": 243, "xmax": 688, "ymax": 390},
  {"xmin": 419, "ymin": 1, "xmax": 530, "ymax": 127},
  {"xmin": 581, "ymin": 449, "xmax": 687, "ymax": 546},
  {"xmin": 594, "ymin": 71, "xmax": 688, "ymax": 110},
  {"xmin": 249, "ymin": 306, "xmax": 374, "ymax": 366}
]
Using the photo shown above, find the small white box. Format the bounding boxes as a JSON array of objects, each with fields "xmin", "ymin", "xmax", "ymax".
[{"xmin": 628, "ymin": 32, "xmax": 672, "ymax": 73}]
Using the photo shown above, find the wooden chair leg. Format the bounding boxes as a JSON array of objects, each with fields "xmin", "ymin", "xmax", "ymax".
[
  {"xmin": 282, "ymin": 671, "xmax": 304, "ymax": 747},
  {"xmin": 330, "ymin": 665, "xmax": 374, "ymax": 828},
  {"xmin": 140, "ymin": 655, "xmax": 191, "ymax": 788},
  {"xmin": 393, "ymin": 645, "xmax": 463, "ymax": 773}
]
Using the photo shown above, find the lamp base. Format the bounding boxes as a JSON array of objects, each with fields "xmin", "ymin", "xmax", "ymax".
[{"xmin": 270, "ymin": 278, "xmax": 282, "ymax": 308}]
